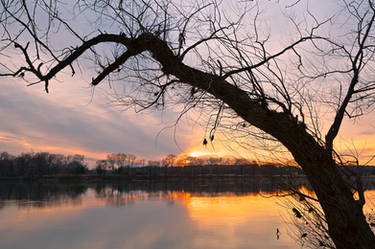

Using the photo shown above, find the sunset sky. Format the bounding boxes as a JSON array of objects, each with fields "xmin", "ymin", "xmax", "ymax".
[{"xmin": 0, "ymin": 0, "xmax": 374, "ymax": 165}]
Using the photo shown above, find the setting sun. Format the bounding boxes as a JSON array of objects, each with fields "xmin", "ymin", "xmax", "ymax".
[{"xmin": 188, "ymin": 151, "xmax": 214, "ymax": 157}]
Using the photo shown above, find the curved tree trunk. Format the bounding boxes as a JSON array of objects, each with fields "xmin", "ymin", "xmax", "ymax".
[
  {"xmin": 305, "ymin": 161, "xmax": 375, "ymax": 249},
  {"xmin": 130, "ymin": 34, "xmax": 375, "ymax": 248},
  {"xmin": 285, "ymin": 128, "xmax": 375, "ymax": 249},
  {"xmin": 232, "ymin": 90, "xmax": 375, "ymax": 249}
]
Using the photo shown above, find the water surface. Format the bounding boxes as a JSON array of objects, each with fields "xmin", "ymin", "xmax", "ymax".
[{"xmin": 1, "ymin": 179, "xmax": 371, "ymax": 249}]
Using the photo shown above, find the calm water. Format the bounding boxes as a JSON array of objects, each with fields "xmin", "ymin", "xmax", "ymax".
[{"xmin": 0, "ymin": 180, "xmax": 373, "ymax": 249}]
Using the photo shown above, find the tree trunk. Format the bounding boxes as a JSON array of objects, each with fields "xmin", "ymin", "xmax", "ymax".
[
  {"xmin": 138, "ymin": 34, "xmax": 375, "ymax": 248},
  {"xmin": 90, "ymin": 33, "xmax": 375, "ymax": 249},
  {"xmin": 290, "ymin": 142, "xmax": 375, "ymax": 249},
  {"xmin": 262, "ymin": 107, "xmax": 375, "ymax": 249},
  {"xmin": 310, "ymin": 164, "xmax": 375, "ymax": 249}
]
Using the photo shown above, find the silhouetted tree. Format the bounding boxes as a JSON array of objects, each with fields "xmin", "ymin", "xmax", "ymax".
[
  {"xmin": 0, "ymin": 152, "xmax": 88, "ymax": 177},
  {"xmin": 1, "ymin": 1, "xmax": 375, "ymax": 248},
  {"xmin": 147, "ymin": 160, "xmax": 161, "ymax": 167},
  {"xmin": 161, "ymin": 154, "xmax": 177, "ymax": 167},
  {"xmin": 95, "ymin": 159, "xmax": 111, "ymax": 176},
  {"xmin": 126, "ymin": 154, "xmax": 137, "ymax": 167}
]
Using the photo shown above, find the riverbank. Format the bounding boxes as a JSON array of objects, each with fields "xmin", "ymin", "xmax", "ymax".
[{"xmin": 0, "ymin": 173, "xmax": 309, "ymax": 183}]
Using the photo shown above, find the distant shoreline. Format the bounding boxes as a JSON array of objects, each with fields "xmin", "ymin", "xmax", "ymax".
[
  {"xmin": 2, "ymin": 174, "xmax": 375, "ymax": 181},
  {"xmin": 0, "ymin": 174, "xmax": 309, "ymax": 183}
]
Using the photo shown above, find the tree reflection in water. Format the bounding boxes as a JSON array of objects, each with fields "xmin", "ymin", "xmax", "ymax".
[
  {"xmin": 0, "ymin": 178, "xmax": 312, "ymax": 209},
  {"xmin": 0, "ymin": 178, "xmax": 375, "ymax": 249}
]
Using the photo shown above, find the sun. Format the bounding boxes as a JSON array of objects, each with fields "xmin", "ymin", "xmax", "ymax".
[
  {"xmin": 188, "ymin": 151, "xmax": 201, "ymax": 157},
  {"xmin": 188, "ymin": 151, "xmax": 214, "ymax": 157}
]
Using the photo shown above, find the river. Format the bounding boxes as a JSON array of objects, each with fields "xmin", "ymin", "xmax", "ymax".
[{"xmin": 0, "ymin": 179, "xmax": 374, "ymax": 249}]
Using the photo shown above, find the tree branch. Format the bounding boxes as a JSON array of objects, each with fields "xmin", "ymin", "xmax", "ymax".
[
  {"xmin": 325, "ymin": 4, "xmax": 375, "ymax": 153},
  {"xmin": 222, "ymin": 36, "xmax": 316, "ymax": 79}
]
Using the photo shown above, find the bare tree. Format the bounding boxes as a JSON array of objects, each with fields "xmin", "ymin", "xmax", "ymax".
[
  {"xmin": 0, "ymin": 0, "xmax": 375, "ymax": 248},
  {"xmin": 161, "ymin": 154, "xmax": 176, "ymax": 167}
]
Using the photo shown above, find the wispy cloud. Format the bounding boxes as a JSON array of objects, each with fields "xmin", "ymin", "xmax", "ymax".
[{"xmin": 0, "ymin": 79, "xmax": 201, "ymax": 160}]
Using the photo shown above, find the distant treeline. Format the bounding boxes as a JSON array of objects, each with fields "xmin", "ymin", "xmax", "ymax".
[
  {"xmin": 0, "ymin": 151, "xmax": 305, "ymax": 178},
  {"xmin": 0, "ymin": 152, "xmax": 88, "ymax": 178},
  {"xmin": 1, "ymin": 151, "xmax": 375, "ymax": 179}
]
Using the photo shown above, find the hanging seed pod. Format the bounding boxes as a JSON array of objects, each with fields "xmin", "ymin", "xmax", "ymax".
[{"xmin": 203, "ymin": 138, "xmax": 208, "ymax": 145}]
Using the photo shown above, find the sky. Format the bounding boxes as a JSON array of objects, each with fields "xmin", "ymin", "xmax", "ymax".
[
  {"xmin": 0, "ymin": 0, "xmax": 374, "ymax": 165},
  {"xmin": 0, "ymin": 77, "xmax": 206, "ymax": 162}
]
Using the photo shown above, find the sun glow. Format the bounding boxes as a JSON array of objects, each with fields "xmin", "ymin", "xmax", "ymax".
[{"xmin": 188, "ymin": 151, "xmax": 216, "ymax": 157}]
